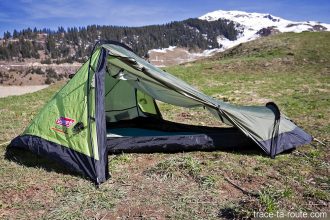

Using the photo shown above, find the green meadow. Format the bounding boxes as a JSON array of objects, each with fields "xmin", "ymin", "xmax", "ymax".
[{"xmin": 0, "ymin": 32, "xmax": 329, "ymax": 219}]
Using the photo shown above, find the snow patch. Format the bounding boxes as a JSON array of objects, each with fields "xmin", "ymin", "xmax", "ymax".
[{"xmin": 149, "ymin": 46, "xmax": 177, "ymax": 53}]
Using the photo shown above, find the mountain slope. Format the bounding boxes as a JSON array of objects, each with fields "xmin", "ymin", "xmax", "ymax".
[
  {"xmin": 212, "ymin": 31, "xmax": 330, "ymax": 63},
  {"xmin": 0, "ymin": 18, "xmax": 238, "ymax": 61},
  {"xmin": 149, "ymin": 10, "xmax": 330, "ymax": 66},
  {"xmin": 199, "ymin": 10, "xmax": 330, "ymax": 51}
]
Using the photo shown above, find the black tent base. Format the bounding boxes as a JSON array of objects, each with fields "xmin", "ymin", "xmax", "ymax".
[{"xmin": 106, "ymin": 117, "xmax": 260, "ymax": 154}]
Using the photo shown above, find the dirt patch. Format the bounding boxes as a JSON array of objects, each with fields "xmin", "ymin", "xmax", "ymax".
[
  {"xmin": 0, "ymin": 85, "xmax": 49, "ymax": 98},
  {"xmin": 148, "ymin": 47, "xmax": 215, "ymax": 67},
  {"xmin": 0, "ymin": 62, "xmax": 80, "ymax": 86}
]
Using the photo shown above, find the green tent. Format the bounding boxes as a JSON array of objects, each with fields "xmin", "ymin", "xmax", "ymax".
[{"xmin": 10, "ymin": 41, "xmax": 312, "ymax": 184}]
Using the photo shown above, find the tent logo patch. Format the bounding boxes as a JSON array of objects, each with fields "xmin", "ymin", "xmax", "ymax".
[{"xmin": 56, "ymin": 117, "xmax": 75, "ymax": 128}]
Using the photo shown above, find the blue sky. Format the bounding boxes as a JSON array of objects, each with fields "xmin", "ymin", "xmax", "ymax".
[{"xmin": 1, "ymin": 0, "xmax": 330, "ymax": 34}]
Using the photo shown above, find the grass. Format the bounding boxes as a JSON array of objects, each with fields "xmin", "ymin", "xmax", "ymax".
[
  {"xmin": 145, "ymin": 156, "xmax": 201, "ymax": 180},
  {"xmin": 0, "ymin": 32, "xmax": 329, "ymax": 219}
]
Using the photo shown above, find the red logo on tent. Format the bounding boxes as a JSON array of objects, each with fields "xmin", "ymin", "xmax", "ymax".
[{"xmin": 56, "ymin": 117, "xmax": 75, "ymax": 128}]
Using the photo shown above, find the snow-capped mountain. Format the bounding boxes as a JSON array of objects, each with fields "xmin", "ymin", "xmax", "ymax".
[
  {"xmin": 149, "ymin": 10, "xmax": 330, "ymax": 66},
  {"xmin": 199, "ymin": 10, "xmax": 330, "ymax": 50}
]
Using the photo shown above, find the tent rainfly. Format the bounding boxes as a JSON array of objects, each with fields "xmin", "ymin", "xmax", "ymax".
[{"xmin": 10, "ymin": 41, "xmax": 312, "ymax": 185}]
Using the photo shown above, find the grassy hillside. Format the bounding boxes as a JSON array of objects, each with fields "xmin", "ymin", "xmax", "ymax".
[{"xmin": 0, "ymin": 32, "xmax": 329, "ymax": 219}]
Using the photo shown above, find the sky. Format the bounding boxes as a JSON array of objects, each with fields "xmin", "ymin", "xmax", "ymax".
[{"xmin": 1, "ymin": 0, "xmax": 330, "ymax": 34}]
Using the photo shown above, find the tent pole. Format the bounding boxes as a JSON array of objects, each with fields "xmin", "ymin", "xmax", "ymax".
[{"xmin": 87, "ymin": 40, "xmax": 101, "ymax": 185}]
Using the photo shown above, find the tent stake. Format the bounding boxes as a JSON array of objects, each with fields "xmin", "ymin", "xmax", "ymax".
[
  {"xmin": 224, "ymin": 176, "xmax": 258, "ymax": 197},
  {"xmin": 313, "ymin": 137, "xmax": 326, "ymax": 147}
]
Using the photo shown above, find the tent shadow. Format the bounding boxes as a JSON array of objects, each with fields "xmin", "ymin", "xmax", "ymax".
[
  {"xmin": 4, "ymin": 145, "xmax": 87, "ymax": 180},
  {"xmin": 108, "ymin": 144, "xmax": 268, "ymax": 157},
  {"xmin": 224, "ymin": 146, "xmax": 295, "ymax": 157},
  {"xmin": 5, "ymin": 143, "xmax": 294, "ymax": 180},
  {"xmin": 109, "ymin": 147, "xmax": 269, "ymax": 158},
  {"xmin": 107, "ymin": 138, "xmax": 296, "ymax": 157}
]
